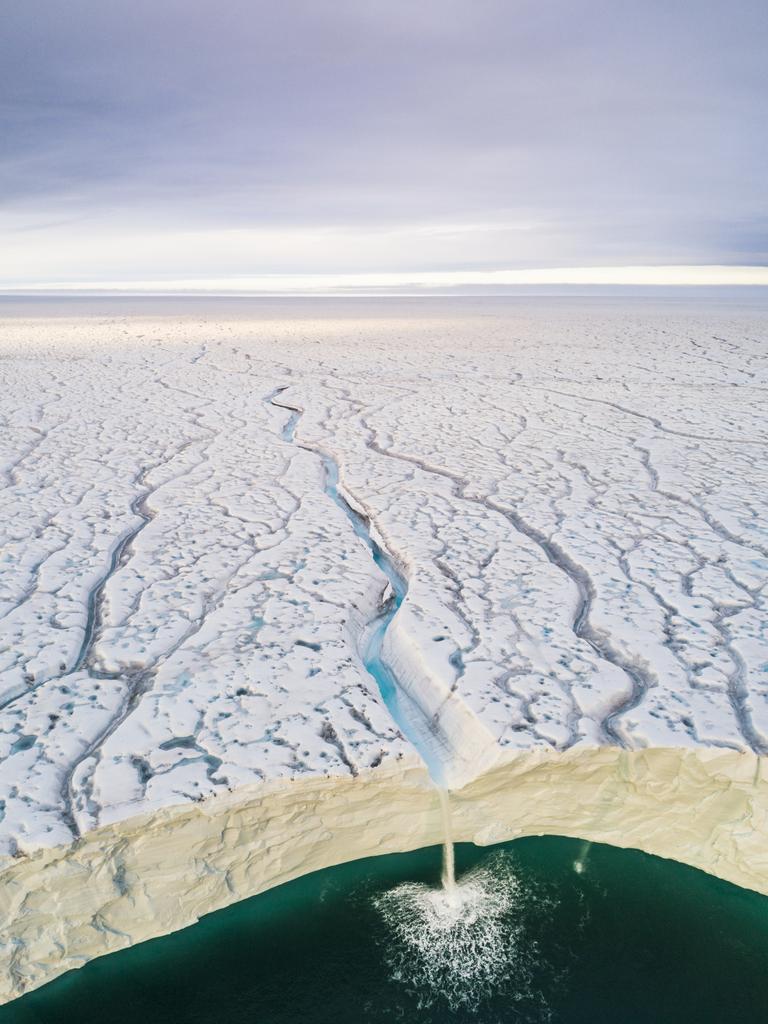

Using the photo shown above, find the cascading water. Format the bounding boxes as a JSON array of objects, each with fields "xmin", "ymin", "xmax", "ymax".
[
  {"xmin": 438, "ymin": 788, "xmax": 456, "ymax": 895},
  {"xmin": 573, "ymin": 840, "xmax": 593, "ymax": 875},
  {"xmin": 268, "ymin": 388, "xmax": 527, "ymax": 1008}
]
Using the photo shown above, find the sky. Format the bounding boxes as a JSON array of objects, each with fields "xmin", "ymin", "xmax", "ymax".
[{"xmin": 1, "ymin": 0, "xmax": 767, "ymax": 292}]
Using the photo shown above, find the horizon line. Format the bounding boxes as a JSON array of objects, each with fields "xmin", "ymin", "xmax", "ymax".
[{"xmin": 3, "ymin": 265, "xmax": 768, "ymax": 296}]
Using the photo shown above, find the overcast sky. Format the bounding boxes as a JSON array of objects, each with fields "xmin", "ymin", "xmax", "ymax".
[{"xmin": 1, "ymin": 1, "xmax": 766, "ymax": 289}]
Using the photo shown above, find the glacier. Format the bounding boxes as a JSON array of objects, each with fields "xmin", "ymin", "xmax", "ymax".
[{"xmin": 0, "ymin": 297, "xmax": 767, "ymax": 1002}]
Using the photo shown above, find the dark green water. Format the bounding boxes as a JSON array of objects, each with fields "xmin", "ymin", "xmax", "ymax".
[{"xmin": 5, "ymin": 836, "xmax": 768, "ymax": 1023}]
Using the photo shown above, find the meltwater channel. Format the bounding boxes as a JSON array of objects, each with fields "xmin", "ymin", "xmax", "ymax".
[{"xmin": 269, "ymin": 387, "xmax": 450, "ymax": 786}]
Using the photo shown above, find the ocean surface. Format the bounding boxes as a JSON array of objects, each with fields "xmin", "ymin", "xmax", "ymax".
[{"xmin": 5, "ymin": 836, "xmax": 768, "ymax": 1023}]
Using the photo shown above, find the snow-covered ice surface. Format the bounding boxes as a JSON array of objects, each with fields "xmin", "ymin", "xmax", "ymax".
[{"xmin": 1, "ymin": 297, "xmax": 767, "ymax": 857}]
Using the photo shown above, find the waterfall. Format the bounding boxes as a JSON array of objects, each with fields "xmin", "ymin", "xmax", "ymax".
[
  {"xmin": 438, "ymin": 788, "xmax": 456, "ymax": 895},
  {"xmin": 269, "ymin": 389, "xmax": 458, "ymax": 896},
  {"xmin": 265, "ymin": 388, "xmax": 540, "ymax": 1012},
  {"xmin": 573, "ymin": 840, "xmax": 593, "ymax": 874}
]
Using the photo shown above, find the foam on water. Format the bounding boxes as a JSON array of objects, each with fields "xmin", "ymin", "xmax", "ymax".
[{"xmin": 373, "ymin": 852, "xmax": 541, "ymax": 1012}]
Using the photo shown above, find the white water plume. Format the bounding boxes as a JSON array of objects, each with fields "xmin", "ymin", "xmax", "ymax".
[{"xmin": 373, "ymin": 852, "xmax": 537, "ymax": 1012}]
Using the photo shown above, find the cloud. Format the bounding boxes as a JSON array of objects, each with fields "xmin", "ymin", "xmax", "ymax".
[{"xmin": 1, "ymin": 1, "xmax": 766, "ymax": 283}]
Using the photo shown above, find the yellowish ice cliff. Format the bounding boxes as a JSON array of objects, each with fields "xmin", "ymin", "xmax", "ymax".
[{"xmin": 2, "ymin": 745, "xmax": 766, "ymax": 1004}]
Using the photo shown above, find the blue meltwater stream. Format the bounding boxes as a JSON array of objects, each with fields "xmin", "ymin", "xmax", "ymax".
[{"xmin": 269, "ymin": 389, "xmax": 454, "ymax": 885}]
